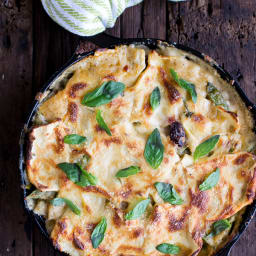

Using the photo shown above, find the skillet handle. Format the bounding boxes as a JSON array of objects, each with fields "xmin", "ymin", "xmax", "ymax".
[{"xmin": 75, "ymin": 33, "xmax": 122, "ymax": 56}]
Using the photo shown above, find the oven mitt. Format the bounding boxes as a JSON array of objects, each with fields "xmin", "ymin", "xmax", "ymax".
[{"xmin": 41, "ymin": 0, "xmax": 143, "ymax": 36}]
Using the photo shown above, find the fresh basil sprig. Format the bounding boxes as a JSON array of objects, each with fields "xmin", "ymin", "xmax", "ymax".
[
  {"xmin": 150, "ymin": 87, "xmax": 161, "ymax": 110},
  {"xmin": 170, "ymin": 69, "xmax": 197, "ymax": 103},
  {"xmin": 82, "ymin": 81, "xmax": 125, "ymax": 107},
  {"xmin": 154, "ymin": 182, "xmax": 183, "ymax": 205},
  {"xmin": 156, "ymin": 243, "xmax": 180, "ymax": 254},
  {"xmin": 63, "ymin": 134, "xmax": 86, "ymax": 144},
  {"xmin": 204, "ymin": 219, "xmax": 231, "ymax": 240},
  {"xmin": 125, "ymin": 199, "xmax": 150, "ymax": 220},
  {"xmin": 144, "ymin": 128, "xmax": 164, "ymax": 169},
  {"xmin": 199, "ymin": 168, "xmax": 220, "ymax": 191},
  {"xmin": 91, "ymin": 217, "xmax": 107, "ymax": 248},
  {"xmin": 50, "ymin": 198, "xmax": 81, "ymax": 215},
  {"xmin": 57, "ymin": 162, "xmax": 97, "ymax": 187},
  {"xmin": 193, "ymin": 135, "xmax": 220, "ymax": 161},
  {"xmin": 115, "ymin": 166, "xmax": 141, "ymax": 178},
  {"xmin": 96, "ymin": 110, "xmax": 112, "ymax": 136}
]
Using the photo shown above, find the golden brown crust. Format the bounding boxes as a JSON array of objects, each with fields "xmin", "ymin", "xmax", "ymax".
[{"xmin": 26, "ymin": 45, "xmax": 256, "ymax": 256}]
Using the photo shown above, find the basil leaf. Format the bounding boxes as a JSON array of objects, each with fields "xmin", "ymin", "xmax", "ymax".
[
  {"xmin": 183, "ymin": 99, "xmax": 193, "ymax": 117},
  {"xmin": 96, "ymin": 110, "xmax": 112, "ymax": 136},
  {"xmin": 199, "ymin": 168, "xmax": 220, "ymax": 191},
  {"xmin": 170, "ymin": 69, "xmax": 197, "ymax": 103},
  {"xmin": 206, "ymin": 82, "xmax": 229, "ymax": 110},
  {"xmin": 125, "ymin": 199, "xmax": 150, "ymax": 220},
  {"xmin": 144, "ymin": 128, "xmax": 164, "ymax": 169},
  {"xmin": 150, "ymin": 87, "xmax": 161, "ymax": 110},
  {"xmin": 193, "ymin": 135, "xmax": 220, "ymax": 161},
  {"xmin": 51, "ymin": 198, "xmax": 81, "ymax": 215},
  {"xmin": 204, "ymin": 219, "xmax": 231, "ymax": 240},
  {"xmin": 57, "ymin": 162, "xmax": 97, "ymax": 187},
  {"xmin": 91, "ymin": 217, "xmax": 107, "ymax": 248},
  {"xmin": 82, "ymin": 81, "xmax": 125, "ymax": 107},
  {"xmin": 115, "ymin": 166, "xmax": 141, "ymax": 178},
  {"xmin": 63, "ymin": 134, "xmax": 86, "ymax": 144},
  {"xmin": 154, "ymin": 182, "xmax": 183, "ymax": 205},
  {"xmin": 156, "ymin": 243, "xmax": 180, "ymax": 254}
]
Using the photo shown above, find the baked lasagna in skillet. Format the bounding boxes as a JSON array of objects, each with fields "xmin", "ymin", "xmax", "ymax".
[{"xmin": 26, "ymin": 43, "xmax": 256, "ymax": 256}]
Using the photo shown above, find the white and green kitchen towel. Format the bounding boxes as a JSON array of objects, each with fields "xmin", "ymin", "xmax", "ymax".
[{"xmin": 41, "ymin": 0, "xmax": 143, "ymax": 36}]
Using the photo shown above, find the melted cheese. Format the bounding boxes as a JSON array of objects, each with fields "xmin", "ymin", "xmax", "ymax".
[{"xmin": 26, "ymin": 45, "xmax": 256, "ymax": 256}]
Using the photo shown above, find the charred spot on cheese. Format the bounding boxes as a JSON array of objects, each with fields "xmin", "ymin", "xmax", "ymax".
[
  {"xmin": 103, "ymin": 137, "xmax": 121, "ymax": 147},
  {"xmin": 131, "ymin": 228, "xmax": 143, "ymax": 239},
  {"xmin": 168, "ymin": 210, "xmax": 188, "ymax": 232},
  {"xmin": 68, "ymin": 102, "xmax": 78, "ymax": 122},
  {"xmin": 53, "ymin": 127, "xmax": 64, "ymax": 153},
  {"xmin": 233, "ymin": 153, "xmax": 250, "ymax": 165},
  {"xmin": 190, "ymin": 190, "xmax": 209, "ymax": 214},
  {"xmin": 73, "ymin": 235, "xmax": 85, "ymax": 250},
  {"xmin": 168, "ymin": 121, "xmax": 186, "ymax": 147},
  {"xmin": 159, "ymin": 67, "xmax": 181, "ymax": 103},
  {"xmin": 69, "ymin": 83, "xmax": 87, "ymax": 98}
]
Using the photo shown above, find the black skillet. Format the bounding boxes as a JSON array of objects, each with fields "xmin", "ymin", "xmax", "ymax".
[{"xmin": 19, "ymin": 33, "xmax": 256, "ymax": 256}]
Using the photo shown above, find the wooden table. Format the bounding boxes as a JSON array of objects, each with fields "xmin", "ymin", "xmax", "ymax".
[{"xmin": 0, "ymin": 0, "xmax": 255, "ymax": 255}]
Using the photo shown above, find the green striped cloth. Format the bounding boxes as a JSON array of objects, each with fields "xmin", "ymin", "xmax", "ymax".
[{"xmin": 41, "ymin": 0, "xmax": 143, "ymax": 36}]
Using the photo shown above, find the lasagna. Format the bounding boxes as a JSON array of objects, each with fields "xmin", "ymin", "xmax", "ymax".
[{"xmin": 25, "ymin": 43, "xmax": 256, "ymax": 256}]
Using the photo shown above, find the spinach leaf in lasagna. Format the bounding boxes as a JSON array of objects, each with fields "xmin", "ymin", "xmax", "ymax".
[
  {"xmin": 96, "ymin": 109, "xmax": 112, "ymax": 136},
  {"xmin": 115, "ymin": 166, "xmax": 141, "ymax": 178},
  {"xmin": 144, "ymin": 128, "xmax": 164, "ymax": 169},
  {"xmin": 206, "ymin": 82, "xmax": 229, "ymax": 110},
  {"xmin": 125, "ymin": 199, "xmax": 150, "ymax": 220},
  {"xmin": 150, "ymin": 87, "xmax": 161, "ymax": 110},
  {"xmin": 170, "ymin": 69, "xmax": 197, "ymax": 103},
  {"xmin": 50, "ymin": 198, "xmax": 81, "ymax": 215},
  {"xmin": 82, "ymin": 81, "xmax": 125, "ymax": 107},
  {"xmin": 204, "ymin": 219, "xmax": 231, "ymax": 241},
  {"xmin": 91, "ymin": 217, "xmax": 107, "ymax": 248},
  {"xmin": 193, "ymin": 135, "xmax": 220, "ymax": 161},
  {"xmin": 154, "ymin": 182, "xmax": 183, "ymax": 205},
  {"xmin": 63, "ymin": 134, "xmax": 86, "ymax": 144},
  {"xmin": 57, "ymin": 162, "xmax": 97, "ymax": 187},
  {"xmin": 156, "ymin": 243, "xmax": 180, "ymax": 254},
  {"xmin": 199, "ymin": 168, "xmax": 220, "ymax": 191}
]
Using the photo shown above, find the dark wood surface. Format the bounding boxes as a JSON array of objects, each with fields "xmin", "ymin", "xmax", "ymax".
[{"xmin": 0, "ymin": 0, "xmax": 255, "ymax": 255}]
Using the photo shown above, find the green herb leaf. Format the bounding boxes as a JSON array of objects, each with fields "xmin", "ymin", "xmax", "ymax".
[
  {"xmin": 193, "ymin": 135, "xmax": 220, "ymax": 161},
  {"xmin": 206, "ymin": 82, "xmax": 229, "ymax": 110},
  {"xmin": 170, "ymin": 69, "xmax": 197, "ymax": 103},
  {"xmin": 144, "ymin": 128, "xmax": 164, "ymax": 169},
  {"xmin": 150, "ymin": 87, "xmax": 161, "ymax": 110},
  {"xmin": 78, "ymin": 154, "xmax": 91, "ymax": 169},
  {"xmin": 82, "ymin": 81, "xmax": 125, "ymax": 107},
  {"xmin": 96, "ymin": 110, "xmax": 112, "ymax": 136},
  {"xmin": 199, "ymin": 168, "xmax": 220, "ymax": 191},
  {"xmin": 211, "ymin": 219, "xmax": 231, "ymax": 236},
  {"xmin": 154, "ymin": 182, "xmax": 183, "ymax": 205},
  {"xmin": 91, "ymin": 217, "xmax": 107, "ymax": 248},
  {"xmin": 57, "ymin": 162, "xmax": 97, "ymax": 187},
  {"xmin": 183, "ymin": 99, "xmax": 193, "ymax": 117},
  {"xmin": 125, "ymin": 199, "xmax": 150, "ymax": 220},
  {"xmin": 204, "ymin": 219, "xmax": 231, "ymax": 240},
  {"xmin": 63, "ymin": 134, "xmax": 86, "ymax": 144},
  {"xmin": 156, "ymin": 243, "xmax": 180, "ymax": 254},
  {"xmin": 115, "ymin": 166, "xmax": 141, "ymax": 178},
  {"xmin": 50, "ymin": 198, "xmax": 81, "ymax": 215}
]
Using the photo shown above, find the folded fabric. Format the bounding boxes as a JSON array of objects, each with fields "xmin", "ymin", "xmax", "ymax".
[{"xmin": 41, "ymin": 0, "xmax": 143, "ymax": 36}]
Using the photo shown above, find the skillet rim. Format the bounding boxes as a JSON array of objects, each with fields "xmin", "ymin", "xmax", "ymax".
[{"xmin": 19, "ymin": 37, "xmax": 256, "ymax": 256}]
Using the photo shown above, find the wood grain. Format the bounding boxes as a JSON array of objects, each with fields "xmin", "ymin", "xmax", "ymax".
[
  {"xmin": 0, "ymin": 0, "xmax": 255, "ymax": 255},
  {"xmin": 0, "ymin": 0, "xmax": 33, "ymax": 255}
]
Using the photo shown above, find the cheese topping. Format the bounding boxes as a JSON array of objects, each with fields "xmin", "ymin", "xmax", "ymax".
[{"xmin": 26, "ymin": 44, "xmax": 256, "ymax": 256}]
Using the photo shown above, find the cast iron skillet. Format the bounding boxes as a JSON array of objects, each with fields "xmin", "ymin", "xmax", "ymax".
[{"xmin": 19, "ymin": 33, "xmax": 256, "ymax": 256}]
